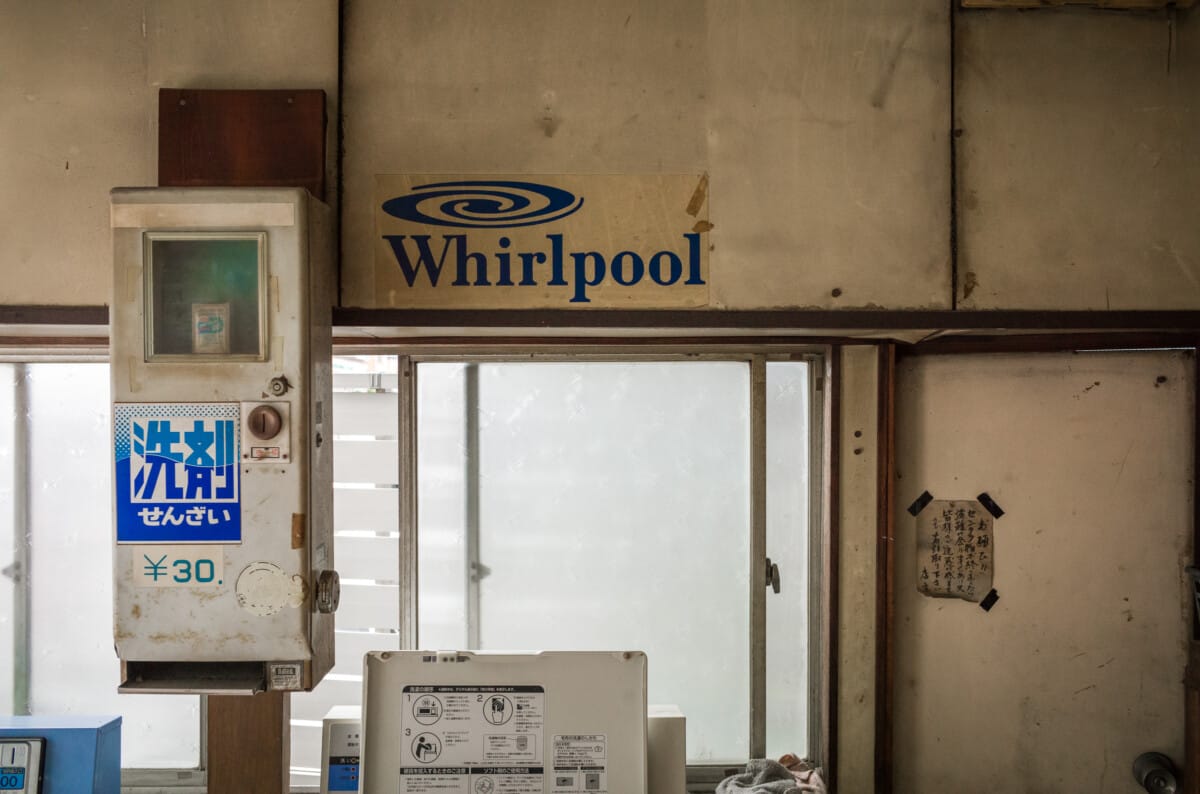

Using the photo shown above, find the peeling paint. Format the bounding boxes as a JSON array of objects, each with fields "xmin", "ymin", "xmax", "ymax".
[
  {"xmin": 235, "ymin": 562, "xmax": 307, "ymax": 617},
  {"xmin": 962, "ymin": 271, "xmax": 979, "ymax": 301},
  {"xmin": 148, "ymin": 630, "xmax": 202, "ymax": 644},
  {"xmin": 685, "ymin": 174, "xmax": 708, "ymax": 217},
  {"xmin": 538, "ymin": 111, "xmax": 561, "ymax": 138},
  {"xmin": 870, "ymin": 24, "xmax": 914, "ymax": 110}
]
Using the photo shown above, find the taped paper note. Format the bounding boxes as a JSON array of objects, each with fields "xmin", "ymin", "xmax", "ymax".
[{"xmin": 916, "ymin": 499, "xmax": 994, "ymax": 602}]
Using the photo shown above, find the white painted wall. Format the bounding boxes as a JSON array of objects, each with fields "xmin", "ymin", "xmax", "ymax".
[
  {"xmin": 0, "ymin": 0, "xmax": 338, "ymax": 306},
  {"xmin": 894, "ymin": 351, "xmax": 1194, "ymax": 792}
]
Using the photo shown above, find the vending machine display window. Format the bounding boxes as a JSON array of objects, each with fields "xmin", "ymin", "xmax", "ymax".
[{"xmin": 144, "ymin": 232, "xmax": 268, "ymax": 361}]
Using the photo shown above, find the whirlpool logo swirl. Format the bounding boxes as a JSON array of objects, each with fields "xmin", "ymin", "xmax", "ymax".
[{"xmin": 381, "ymin": 180, "xmax": 584, "ymax": 229}]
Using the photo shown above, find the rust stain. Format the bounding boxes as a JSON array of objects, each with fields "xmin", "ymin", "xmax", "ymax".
[
  {"xmin": 685, "ymin": 174, "xmax": 709, "ymax": 217},
  {"xmin": 691, "ymin": 220, "xmax": 714, "ymax": 234},
  {"xmin": 149, "ymin": 630, "xmax": 202, "ymax": 644},
  {"xmin": 870, "ymin": 24, "xmax": 914, "ymax": 110},
  {"xmin": 131, "ymin": 604, "xmax": 141, "ymax": 619},
  {"xmin": 538, "ymin": 111, "xmax": 561, "ymax": 138},
  {"xmin": 962, "ymin": 271, "xmax": 979, "ymax": 301},
  {"xmin": 292, "ymin": 512, "xmax": 306, "ymax": 550}
]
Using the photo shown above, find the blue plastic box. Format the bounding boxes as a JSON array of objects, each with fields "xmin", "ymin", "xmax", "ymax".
[{"xmin": 0, "ymin": 716, "xmax": 121, "ymax": 794}]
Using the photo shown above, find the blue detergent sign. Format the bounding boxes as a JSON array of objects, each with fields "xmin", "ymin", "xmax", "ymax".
[{"xmin": 114, "ymin": 403, "xmax": 241, "ymax": 543}]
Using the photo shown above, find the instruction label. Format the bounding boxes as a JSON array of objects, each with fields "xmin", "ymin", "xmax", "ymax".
[
  {"xmin": 268, "ymin": 663, "xmax": 303, "ymax": 691},
  {"xmin": 552, "ymin": 735, "xmax": 608, "ymax": 793},
  {"xmin": 399, "ymin": 685, "xmax": 544, "ymax": 794},
  {"xmin": 326, "ymin": 721, "xmax": 361, "ymax": 792}
]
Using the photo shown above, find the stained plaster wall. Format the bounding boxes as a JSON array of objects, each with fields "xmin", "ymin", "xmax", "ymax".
[
  {"xmin": 956, "ymin": 8, "xmax": 1200, "ymax": 309},
  {"xmin": 0, "ymin": 0, "xmax": 338, "ymax": 307},
  {"xmin": 340, "ymin": 0, "xmax": 951, "ymax": 310},
  {"xmin": 5, "ymin": 3, "xmax": 1198, "ymax": 312},
  {"xmin": 894, "ymin": 351, "xmax": 1194, "ymax": 792},
  {"xmin": 2, "ymin": 2, "xmax": 1199, "ymax": 791}
]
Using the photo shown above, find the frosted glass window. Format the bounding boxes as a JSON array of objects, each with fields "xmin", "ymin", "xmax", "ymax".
[
  {"xmin": 289, "ymin": 354, "xmax": 821, "ymax": 785},
  {"xmin": 11, "ymin": 364, "xmax": 200, "ymax": 768},
  {"xmin": 416, "ymin": 364, "xmax": 469, "ymax": 651},
  {"xmin": 417, "ymin": 362, "xmax": 754, "ymax": 763},
  {"xmin": 0, "ymin": 366, "xmax": 16, "ymax": 718},
  {"xmin": 766, "ymin": 361, "xmax": 812, "ymax": 759}
]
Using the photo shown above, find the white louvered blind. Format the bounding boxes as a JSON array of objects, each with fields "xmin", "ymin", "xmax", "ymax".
[{"xmin": 290, "ymin": 359, "xmax": 400, "ymax": 788}]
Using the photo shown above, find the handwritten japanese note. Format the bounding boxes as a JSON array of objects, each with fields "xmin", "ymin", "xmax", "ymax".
[{"xmin": 916, "ymin": 499, "xmax": 993, "ymax": 602}]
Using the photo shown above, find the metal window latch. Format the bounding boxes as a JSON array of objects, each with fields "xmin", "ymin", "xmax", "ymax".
[
  {"xmin": 470, "ymin": 561, "xmax": 492, "ymax": 583},
  {"xmin": 765, "ymin": 558, "xmax": 781, "ymax": 594},
  {"xmin": 1, "ymin": 561, "xmax": 21, "ymax": 584}
]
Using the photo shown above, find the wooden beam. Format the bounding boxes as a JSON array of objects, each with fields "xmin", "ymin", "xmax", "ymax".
[
  {"xmin": 157, "ymin": 85, "xmax": 327, "ymax": 794},
  {"xmin": 332, "ymin": 307, "xmax": 1200, "ymax": 331},
  {"xmin": 159, "ymin": 88, "xmax": 327, "ymax": 201},
  {"xmin": 825, "ymin": 350, "xmax": 842, "ymax": 792},
  {"xmin": 874, "ymin": 345, "xmax": 897, "ymax": 793},
  {"xmin": 1188, "ymin": 347, "xmax": 1200, "ymax": 792},
  {"xmin": 7, "ymin": 305, "xmax": 1200, "ymax": 333},
  {"xmin": 963, "ymin": 0, "xmax": 1194, "ymax": 8},
  {"xmin": 207, "ymin": 693, "xmax": 290, "ymax": 794}
]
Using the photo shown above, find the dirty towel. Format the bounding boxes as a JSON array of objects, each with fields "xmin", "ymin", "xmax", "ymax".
[
  {"xmin": 717, "ymin": 759, "xmax": 813, "ymax": 794},
  {"xmin": 779, "ymin": 753, "xmax": 828, "ymax": 793}
]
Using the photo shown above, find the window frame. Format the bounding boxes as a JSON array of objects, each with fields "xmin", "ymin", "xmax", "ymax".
[
  {"xmin": 0, "ymin": 356, "xmax": 208, "ymax": 792},
  {"xmin": 3, "ymin": 341, "xmax": 834, "ymax": 792},
  {"xmin": 381, "ymin": 344, "xmax": 834, "ymax": 783}
]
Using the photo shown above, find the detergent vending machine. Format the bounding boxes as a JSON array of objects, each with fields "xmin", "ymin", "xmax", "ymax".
[{"xmin": 110, "ymin": 187, "xmax": 337, "ymax": 694}]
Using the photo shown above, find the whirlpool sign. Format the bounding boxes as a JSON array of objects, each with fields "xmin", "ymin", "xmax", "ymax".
[{"xmin": 373, "ymin": 174, "xmax": 711, "ymax": 308}]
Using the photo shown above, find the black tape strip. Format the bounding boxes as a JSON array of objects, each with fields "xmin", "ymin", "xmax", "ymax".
[
  {"xmin": 907, "ymin": 491, "xmax": 934, "ymax": 516},
  {"xmin": 979, "ymin": 589, "xmax": 999, "ymax": 612},
  {"xmin": 976, "ymin": 492, "xmax": 1004, "ymax": 519}
]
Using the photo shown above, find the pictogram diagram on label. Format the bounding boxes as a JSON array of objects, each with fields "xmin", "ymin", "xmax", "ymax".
[
  {"xmin": 412, "ymin": 733, "xmax": 442, "ymax": 763},
  {"xmin": 552, "ymin": 735, "xmax": 608, "ymax": 793},
  {"xmin": 413, "ymin": 694, "xmax": 444, "ymax": 725},
  {"xmin": 399, "ymin": 685, "xmax": 545, "ymax": 794}
]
